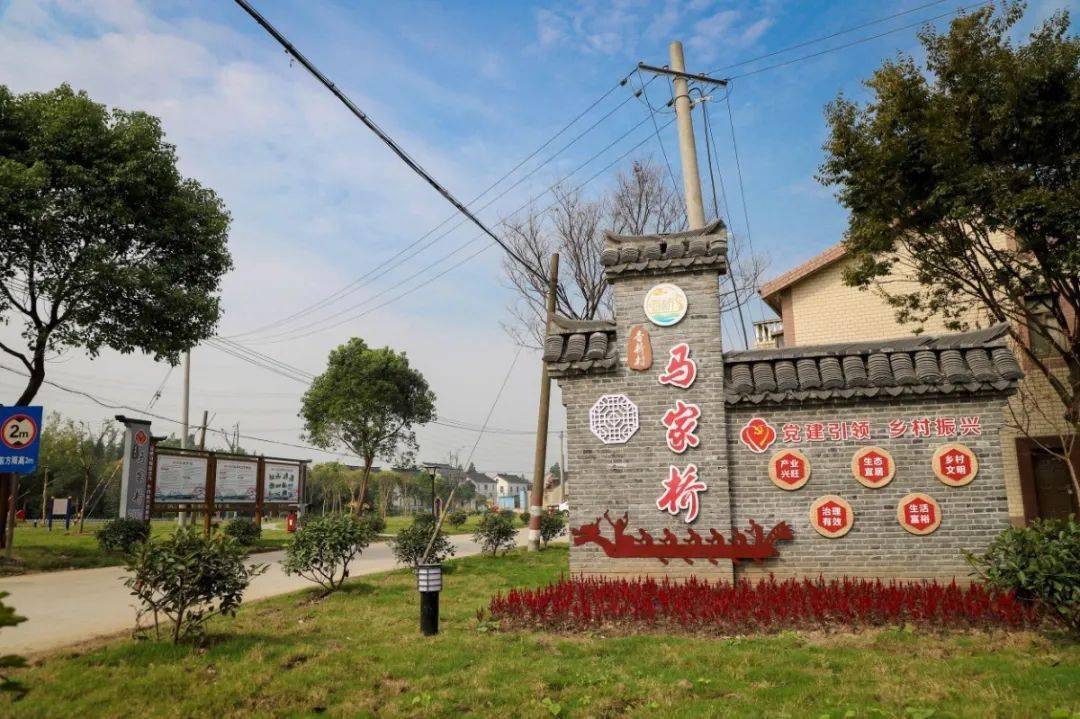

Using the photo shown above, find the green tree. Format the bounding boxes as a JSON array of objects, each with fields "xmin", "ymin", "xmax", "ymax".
[
  {"xmin": 22, "ymin": 413, "xmax": 123, "ymax": 521},
  {"xmin": 301, "ymin": 339, "xmax": 436, "ymax": 516},
  {"xmin": 0, "ymin": 84, "xmax": 231, "ymax": 405},
  {"xmin": 819, "ymin": 2, "xmax": 1080, "ymax": 490}
]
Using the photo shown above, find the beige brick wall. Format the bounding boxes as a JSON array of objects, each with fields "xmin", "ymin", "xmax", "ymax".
[
  {"xmin": 788, "ymin": 257, "xmax": 950, "ymax": 345},
  {"xmin": 778, "ymin": 255, "xmax": 1070, "ymax": 524}
]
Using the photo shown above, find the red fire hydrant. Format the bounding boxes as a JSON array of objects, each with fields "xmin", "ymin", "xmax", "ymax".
[{"xmin": 286, "ymin": 512, "xmax": 298, "ymax": 533}]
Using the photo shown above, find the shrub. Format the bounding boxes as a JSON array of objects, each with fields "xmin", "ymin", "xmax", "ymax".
[
  {"xmin": 282, "ymin": 514, "xmax": 376, "ymax": 594},
  {"xmin": 124, "ymin": 527, "xmax": 266, "ymax": 643},
  {"xmin": 473, "ymin": 511, "xmax": 517, "ymax": 556},
  {"xmin": 519, "ymin": 511, "xmax": 531, "ymax": 525},
  {"xmin": 539, "ymin": 511, "xmax": 567, "ymax": 547},
  {"xmin": 0, "ymin": 591, "xmax": 27, "ymax": 699},
  {"xmin": 499, "ymin": 509, "xmax": 516, "ymax": 523},
  {"xmin": 968, "ymin": 518, "xmax": 1080, "ymax": 635},
  {"xmin": 390, "ymin": 514, "xmax": 455, "ymax": 567},
  {"xmin": 489, "ymin": 575, "xmax": 1042, "ymax": 633},
  {"xmin": 364, "ymin": 513, "xmax": 387, "ymax": 535},
  {"xmin": 222, "ymin": 518, "xmax": 261, "ymax": 546},
  {"xmin": 446, "ymin": 510, "xmax": 468, "ymax": 528},
  {"xmin": 96, "ymin": 517, "xmax": 150, "ymax": 553}
]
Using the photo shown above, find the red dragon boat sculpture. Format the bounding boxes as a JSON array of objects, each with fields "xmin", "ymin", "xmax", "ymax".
[{"xmin": 571, "ymin": 511, "xmax": 793, "ymax": 565}]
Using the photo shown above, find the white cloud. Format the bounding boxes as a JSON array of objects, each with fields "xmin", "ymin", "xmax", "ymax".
[{"xmin": 0, "ymin": 0, "xmax": 561, "ymax": 471}]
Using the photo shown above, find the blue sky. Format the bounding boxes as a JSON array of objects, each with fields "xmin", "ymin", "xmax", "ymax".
[{"xmin": 0, "ymin": 0, "xmax": 1075, "ymax": 472}]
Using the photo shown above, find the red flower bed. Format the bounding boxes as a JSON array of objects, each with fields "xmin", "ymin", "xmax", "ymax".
[{"xmin": 488, "ymin": 575, "xmax": 1042, "ymax": 633}]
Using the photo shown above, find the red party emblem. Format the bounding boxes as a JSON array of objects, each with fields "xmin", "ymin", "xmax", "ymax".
[
  {"xmin": 739, "ymin": 417, "xmax": 777, "ymax": 454},
  {"xmin": 134, "ymin": 430, "xmax": 148, "ymax": 446}
]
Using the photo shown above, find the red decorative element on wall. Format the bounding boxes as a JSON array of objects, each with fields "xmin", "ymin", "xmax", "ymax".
[
  {"xmin": 897, "ymin": 492, "xmax": 942, "ymax": 535},
  {"xmin": 657, "ymin": 342, "xmax": 696, "ymax": 389},
  {"xmin": 932, "ymin": 443, "xmax": 978, "ymax": 486},
  {"xmin": 661, "ymin": 400, "xmax": 701, "ymax": 453},
  {"xmin": 768, "ymin": 449, "xmax": 810, "ymax": 490},
  {"xmin": 738, "ymin": 417, "xmax": 777, "ymax": 453},
  {"xmin": 627, "ymin": 324, "xmax": 653, "ymax": 371},
  {"xmin": 570, "ymin": 511, "xmax": 793, "ymax": 565},
  {"xmin": 655, "ymin": 464, "xmax": 706, "ymax": 522},
  {"xmin": 851, "ymin": 446, "xmax": 896, "ymax": 488}
]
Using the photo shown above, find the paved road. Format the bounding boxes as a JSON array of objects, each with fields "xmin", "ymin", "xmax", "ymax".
[{"xmin": 1, "ymin": 532, "xmax": 523, "ymax": 656}]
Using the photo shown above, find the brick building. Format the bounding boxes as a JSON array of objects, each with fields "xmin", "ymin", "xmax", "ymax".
[
  {"xmin": 758, "ymin": 242, "xmax": 1078, "ymax": 526},
  {"xmin": 545, "ymin": 222, "xmax": 1023, "ymax": 581}
]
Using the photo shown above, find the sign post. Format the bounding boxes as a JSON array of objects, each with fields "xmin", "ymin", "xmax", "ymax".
[
  {"xmin": 0, "ymin": 406, "xmax": 44, "ymax": 556},
  {"xmin": 116, "ymin": 416, "xmax": 153, "ymax": 521}
]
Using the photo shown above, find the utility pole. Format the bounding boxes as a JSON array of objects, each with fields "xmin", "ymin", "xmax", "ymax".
[
  {"xmin": 639, "ymin": 43, "xmax": 727, "ymax": 232},
  {"xmin": 670, "ymin": 40, "xmax": 705, "ymax": 229},
  {"xmin": 198, "ymin": 410, "xmax": 209, "ymax": 451},
  {"xmin": 40, "ymin": 466, "xmax": 48, "ymax": 526},
  {"xmin": 179, "ymin": 348, "xmax": 191, "ymax": 527},
  {"xmin": 528, "ymin": 253, "xmax": 559, "ymax": 551}
]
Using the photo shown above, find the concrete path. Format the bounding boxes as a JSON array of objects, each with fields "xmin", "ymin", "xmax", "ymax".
[{"xmin": 1, "ymin": 532, "xmax": 524, "ymax": 656}]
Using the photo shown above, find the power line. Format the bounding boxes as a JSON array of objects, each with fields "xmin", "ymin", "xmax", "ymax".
[
  {"xmin": 232, "ymin": 0, "xmax": 551, "ymax": 293},
  {"xmin": 244, "ymin": 104, "xmax": 657, "ymax": 343},
  {"xmin": 698, "ymin": 90, "xmax": 750, "ymax": 350},
  {"xmin": 0, "ymin": 363, "xmax": 359, "ymax": 460},
  {"xmin": 250, "ymin": 113, "xmax": 674, "ymax": 345},
  {"xmin": 723, "ymin": 90, "xmax": 765, "ymax": 327},
  {"xmin": 636, "ymin": 69, "xmax": 686, "ymax": 227},
  {"xmin": 205, "ymin": 338, "xmax": 557, "ymax": 437},
  {"xmin": 461, "ymin": 347, "xmax": 523, "ymax": 472},
  {"xmin": 223, "ymin": 76, "xmax": 648, "ymax": 340},
  {"xmin": 708, "ymin": 0, "xmax": 950, "ymax": 75},
  {"xmin": 722, "ymin": 1, "xmax": 991, "ymax": 80}
]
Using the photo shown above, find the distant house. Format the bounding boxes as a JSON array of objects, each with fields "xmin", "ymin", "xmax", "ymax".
[
  {"xmin": 491, "ymin": 472, "xmax": 530, "ymax": 509},
  {"xmin": 544, "ymin": 471, "xmax": 567, "ymax": 509},
  {"xmin": 464, "ymin": 468, "xmax": 497, "ymax": 503}
]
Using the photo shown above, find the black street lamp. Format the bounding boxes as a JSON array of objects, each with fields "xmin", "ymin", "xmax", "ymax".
[{"xmin": 418, "ymin": 462, "xmax": 444, "ymax": 635}]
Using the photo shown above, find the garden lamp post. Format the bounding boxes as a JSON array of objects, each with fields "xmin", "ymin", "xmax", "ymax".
[{"xmin": 416, "ymin": 562, "xmax": 442, "ymax": 636}]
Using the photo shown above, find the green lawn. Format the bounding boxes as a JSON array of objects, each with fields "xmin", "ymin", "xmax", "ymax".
[
  {"xmin": 6, "ymin": 547, "xmax": 1078, "ymax": 718},
  {"xmin": 382, "ymin": 513, "xmax": 524, "ymax": 537},
  {"xmin": 0, "ymin": 514, "xmax": 517, "ymax": 575},
  {"xmin": 0, "ymin": 520, "xmax": 292, "ymax": 575}
]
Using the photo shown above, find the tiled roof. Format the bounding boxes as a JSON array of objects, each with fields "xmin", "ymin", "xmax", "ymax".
[
  {"xmin": 601, "ymin": 220, "xmax": 728, "ymax": 278},
  {"xmin": 758, "ymin": 241, "xmax": 848, "ymax": 312},
  {"xmin": 723, "ymin": 323, "xmax": 1022, "ymax": 405},
  {"xmin": 543, "ymin": 316, "xmax": 619, "ymax": 377}
]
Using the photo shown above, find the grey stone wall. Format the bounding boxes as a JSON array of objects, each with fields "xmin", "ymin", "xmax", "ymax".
[
  {"xmin": 558, "ymin": 268, "xmax": 1012, "ymax": 583},
  {"xmin": 727, "ymin": 394, "xmax": 1010, "ymax": 581},
  {"xmin": 560, "ymin": 268, "xmax": 733, "ymax": 580}
]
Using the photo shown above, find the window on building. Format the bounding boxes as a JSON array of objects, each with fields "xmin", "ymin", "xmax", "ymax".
[{"xmin": 1025, "ymin": 295, "xmax": 1066, "ymax": 359}]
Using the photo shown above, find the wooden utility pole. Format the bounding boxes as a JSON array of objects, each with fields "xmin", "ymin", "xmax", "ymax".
[
  {"xmin": 529, "ymin": 254, "xmax": 560, "ymax": 551},
  {"xmin": 669, "ymin": 40, "xmax": 706, "ymax": 230},
  {"xmin": 198, "ymin": 410, "xmax": 209, "ymax": 451},
  {"xmin": 639, "ymin": 43, "xmax": 727, "ymax": 231}
]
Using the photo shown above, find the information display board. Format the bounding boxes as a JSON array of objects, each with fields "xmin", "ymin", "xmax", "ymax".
[
  {"xmin": 264, "ymin": 462, "xmax": 300, "ymax": 504},
  {"xmin": 154, "ymin": 454, "xmax": 209, "ymax": 503},
  {"xmin": 214, "ymin": 459, "xmax": 258, "ymax": 503}
]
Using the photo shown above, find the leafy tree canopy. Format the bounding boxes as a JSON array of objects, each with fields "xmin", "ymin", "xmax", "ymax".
[
  {"xmin": 818, "ymin": 3, "xmax": 1079, "ymax": 421},
  {"xmin": 301, "ymin": 338, "xmax": 436, "ymax": 513},
  {"xmin": 0, "ymin": 84, "xmax": 232, "ymax": 404}
]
